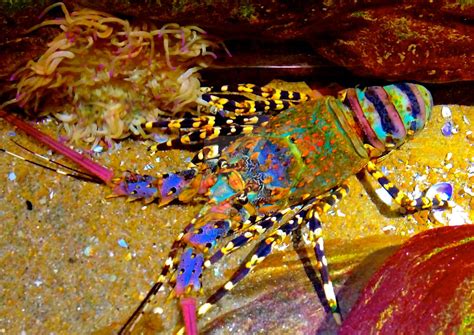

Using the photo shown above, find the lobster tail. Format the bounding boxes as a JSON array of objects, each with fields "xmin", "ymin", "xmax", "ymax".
[{"xmin": 341, "ymin": 83, "xmax": 433, "ymax": 157}]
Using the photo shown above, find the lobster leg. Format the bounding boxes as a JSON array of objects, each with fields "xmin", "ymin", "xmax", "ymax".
[
  {"xmin": 118, "ymin": 219, "xmax": 199, "ymax": 335},
  {"xmin": 201, "ymin": 83, "xmax": 311, "ymax": 102},
  {"xmin": 205, "ymin": 204, "xmax": 303, "ymax": 267},
  {"xmin": 177, "ymin": 186, "xmax": 348, "ymax": 333},
  {"xmin": 119, "ymin": 189, "xmax": 250, "ymax": 334},
  {"xmin": 206, "ymin": 184, "xmax": 349, "ymax": 267},
  {"xmin": 143, "ymin": 114, "xmax": 265, "ymax": 133},
  {"xmin": 147, "ymin": 123, "xmax": 257, "ymax": 151},
  {"xmin": 173, "ymin": 199, "xmax": 318, "ymax": 334},
  {"xmin": 202, "ymin": 94, "xmax": 296, "ymax": 115},
  {"xmin": 200, "ymin": 83, "xmax": 311, "ymax": 116},
  {"xmin": 303, "ymin": 183, "xmax": 349, "ymax": 325},
  {"xmin": 145, "ymin": 84, "xmax": 313, "ymax": 151},
  {"xmin": 366, "ymin": 161, "xmax": 453, "ymax": 212}
]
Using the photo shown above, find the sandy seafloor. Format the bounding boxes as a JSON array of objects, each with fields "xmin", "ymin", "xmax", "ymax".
[{"xmin": 0, "ymin": 105, "xmax": 472, "ymax": 334}]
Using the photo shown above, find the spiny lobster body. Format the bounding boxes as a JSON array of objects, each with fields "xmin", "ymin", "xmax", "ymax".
[
  {"xmin": 1, "ymin": 82, "xmax": 445, "ymax": 334},
  {"xmin": 111, "ymin": 83, "xmax": 436, "ymax": 333},
  {"xmin": 165, "ymin": 96, "xmax": 371, "ymax": 297}
]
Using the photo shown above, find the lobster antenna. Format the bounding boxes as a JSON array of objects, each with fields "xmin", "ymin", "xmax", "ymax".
[
  {"xmin": 11, "ymin": 139, "xmax": 101, "ymax": 181},
  {"xmin": 0, "ymin": 146, "xmax": 101, "ymax": 183},
  {"xmin": 0, "ymin": 109, "xmax": 114, "ymax": 184}
]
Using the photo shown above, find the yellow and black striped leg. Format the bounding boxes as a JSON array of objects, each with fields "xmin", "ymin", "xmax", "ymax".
[
  {"xmin": 304, "ymin": 184, "xmax": 348, "ymax": 325},
  {"xmin": 204, "ymin": 203, "xmax": 303, "ymax": 268},
  {"xmin": 202, "ymin": 83, "xmax": 311, "ymax": 103},
  {"xmin": 202, "ymin": 94, "xmax": 295, "ymax": 115},
  {"xmin": 366, "ymin": 161, "xmax": 452, "ymax": 213},
  {"xmin": 200, "ymin": 83, "xmax": 311, "ymax": 116},
  {"xmin": 118, "ymin": 221, "xmax": 197, "ymax": 335},
  {"xmin": 189, "ymin": 145, "xmax": 221, "ymax": 168},
  {"xmin": 148, "ymin": 123, "xmax": 257, "ymax": 152},
  {"xmin": 174, "ymin": 202, "xmax": 316, "ymax": 335},
  {"xmin": 144, "ymin": 114, "xmax": 264, "ymax": 133}
]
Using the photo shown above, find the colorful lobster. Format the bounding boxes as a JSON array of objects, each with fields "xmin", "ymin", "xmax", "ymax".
[{"xmin": 0, "ymin": 83, "xmax": 452, "ymax": 334}]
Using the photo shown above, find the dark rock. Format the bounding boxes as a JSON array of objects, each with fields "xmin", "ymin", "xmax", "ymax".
[{"xmin": 0, "ymin": 1, "xmax": 472, "ymax": 83}]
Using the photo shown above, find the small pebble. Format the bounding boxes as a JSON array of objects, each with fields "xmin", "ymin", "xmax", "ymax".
[
  {"xmin": 382, "ymin": 225, "xmax": 396, "ymax": 233},
  {"xmin": 153, "ymin": 307, "xmax": 164, "ymax": 314},
  {"xmin": 152, "ymin": 134, "xmax": 169, "ymax": 144},
  {"xmin": 426, "ymin": 182, "xmax": 453, "ymax": 201},
  {"xmin": 26, "ymin": 200, "xmax": 33, "ymax": 211},
  {"xmin": 463, "ymin": 185, "xmax": 474, "ymax": 197},
  {"xmin": 336, "ymin": 209, "xmax": 346, "ymax": 217},
  {"xmin": 443, "ymin": 163, "xmax": 453, "ymax": 171},
  {"xmin": 118, "ymin": 238, "xmax": 128, "ymax": 248},
  {"xmin": 83, "ymin": 246, "xmax": 93, "ymax": 257},
  {"xmin": 441, "ymin": 105, "xmax": 452, "ymax": 118},
  {"xmin": 213, "ymin": 267, "xmax": 222, "ymax": 277},
  {"xmin": 466, "ymin": 131, "xmax": 474, "ymax": 142},
  {"xmin": 7, "ymin": 171, "xmax": 16, "ymax": 181},
  {"xmin": 144, "ymin": 163, "xmax": 154, "ymax": 171},
  {"xmin": 441, "ymin": 121, "xmax": 453, "ymax": 136},
  {"xmin": 92, "ymin": 145, "xmax": 103, "ymax": 153}
]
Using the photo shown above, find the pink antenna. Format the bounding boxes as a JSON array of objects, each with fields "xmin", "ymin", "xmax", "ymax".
[
  {"xmin": 0, "ymin": 109, "xmax": 114, "ymax": 184},
  {"xmin": 180, "ymin": 297, "xmax": 198, "ymax": 335}
]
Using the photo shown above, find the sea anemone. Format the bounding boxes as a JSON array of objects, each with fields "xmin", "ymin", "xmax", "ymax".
[{"xmin": 3, "ymin": 2, "xmax": 220, "ymax": 147}]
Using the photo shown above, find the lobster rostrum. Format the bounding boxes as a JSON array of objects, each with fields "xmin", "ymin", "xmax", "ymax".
[{"xmin": 0, "ymin": 83, "xmax": 452, "ymax": 334}]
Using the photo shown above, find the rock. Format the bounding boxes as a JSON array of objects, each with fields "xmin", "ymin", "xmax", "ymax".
[
  {"xmin": 0, "ymin": 1, "xmax": 472, "ymax": 83},
  {"xmin": 340, "ymin": 225, "xmax": 474, "ymax": 334}
]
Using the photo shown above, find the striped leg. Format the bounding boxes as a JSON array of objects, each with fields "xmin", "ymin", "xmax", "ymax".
[
  {"xmin": 174, "ymin": 201, "xmax": 317, "ymax": 335},
  {"xmin": 366, "ymin": 161, "xmax": 452, "ymax": 213},
  {"xmin": 148, "ymin": 123, "xmax": 257, "ymax": 151},
  {"xmin": 202, "ymin": 94, "xmax": 295, "ymax": 115},
  {"xmin": 144, "ymin": 114, "xmax": 265, "ymax": 133},
  {"xmin": 208, "ymin": 183, "xmax": 349, "ymax": 267},
  {"xmin": 303, "ymin": 184, "xmax": 349, "ymax": 325},
  {"xmin": 204, "ymin": 204, "xmax": 304, "ymax": 268},
  {"xmin": 176, "ymin": 186, "xmax": 349, "ymax": 333},
  {"xmin": 189, "ymin": 145, "xmax": 221, "ymax": 168},
  {"xmin": 201, "ymin": 83, "xmax": 311, "ymax": 102},
  {"xmin": 200, "ymin": 83, "xmax": 311, "ymax": 116},
  {"xmin": 118, "ymin": 221, "xmax": 197, "ymax": 335},
  {"xmin": 120, "ymin": 191, "xmax": 260, "ymax": 334}
]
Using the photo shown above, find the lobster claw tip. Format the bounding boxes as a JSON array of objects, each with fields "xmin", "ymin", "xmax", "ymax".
[{"xmin": 180, "ymin": 297, "xmax": 198, "ymax": 335}]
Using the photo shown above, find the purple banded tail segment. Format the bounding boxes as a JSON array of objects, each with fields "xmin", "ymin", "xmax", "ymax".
[{"xmin": 341, "ymin": 83, "xmax": 433, "ymax": 158}]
